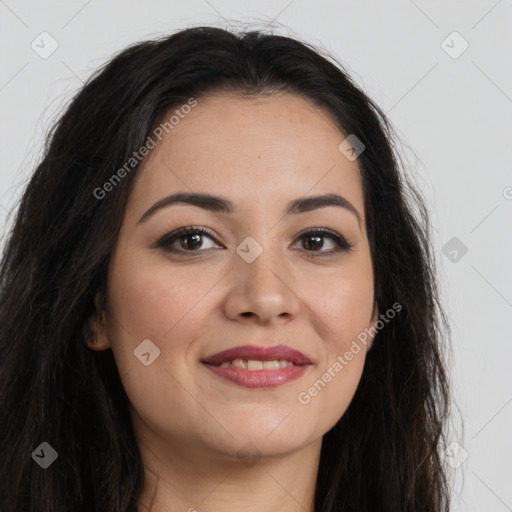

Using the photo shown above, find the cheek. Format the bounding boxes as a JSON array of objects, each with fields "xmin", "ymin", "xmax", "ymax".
[
  {"xmin": 297, "ymin": 353, "xmax": 365, "ymax": 429},
  {"xmin": 297, "ymin": 263, "xmax": 374, "ymax": 427},
  {"xmin": 297, "ymin": 284, "xmax": 370, "ymax": 433},
  {"xmin": 309, "ymin": 264, "xmax": 375, "ymax": 349},
  {"xmin": 104, "ymin": 256, "xmax": 215, "ymax": 436},
  {"xmin": 105, "ymin": 253, "xmax": 214, "ymax": 370}
]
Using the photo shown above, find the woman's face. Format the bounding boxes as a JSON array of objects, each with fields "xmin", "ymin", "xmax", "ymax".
[{"xmin": 89, "ymin": 92, "xmax": 377, "ymax": 462}]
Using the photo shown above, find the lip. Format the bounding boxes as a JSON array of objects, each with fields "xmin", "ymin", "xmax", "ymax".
[
  {"xmin": 201, "ymin": 344, "xmax": 312, "ymax": 365},
  {"xmin": 201, "ymin": 344, "xmax": 312, "ymax": 389},
  {"xmin": 203, "ymin": 364, "xmax": 310, "ymax": 388}
]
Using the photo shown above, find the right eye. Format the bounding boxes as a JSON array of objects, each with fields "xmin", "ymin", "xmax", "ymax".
[{"xmin": 156, "ymin": 226, "xmax": 223, "ymax": 254}]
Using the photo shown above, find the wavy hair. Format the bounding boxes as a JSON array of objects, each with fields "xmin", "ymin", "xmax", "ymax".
[{"xmin": 0, "ymin": 26, "xmax": 451, "ymax": 511}]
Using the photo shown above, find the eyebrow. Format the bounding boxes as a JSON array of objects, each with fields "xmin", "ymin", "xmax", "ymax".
[{"xmin": 137, "ymin": 192, "xmax": 361, "ymax": 227}]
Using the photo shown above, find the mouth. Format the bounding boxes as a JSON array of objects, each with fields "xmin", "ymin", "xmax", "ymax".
[
  {"xmin": 209, "ymin": 359, "xmax": 298, "ymax": 370},
  {"xmin": 201, "ymin": 344, "xmax": 312, "ymax": 366},
  {"xmin": 201, "ymin": 344, "xmax": 312, "ymax": 388}
]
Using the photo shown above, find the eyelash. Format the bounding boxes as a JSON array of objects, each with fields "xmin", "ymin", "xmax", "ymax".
[{"xmin": 156, "ymin": 226, "xmax": 354, "ymax": 257}]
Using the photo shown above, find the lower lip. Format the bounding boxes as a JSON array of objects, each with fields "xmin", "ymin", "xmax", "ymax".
[{"xmin": 202, "ymin": 363, "xmax": 311, "ymax": 388}]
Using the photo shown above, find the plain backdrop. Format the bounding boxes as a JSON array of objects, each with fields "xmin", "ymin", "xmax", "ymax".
[{"xmin": 1, "ymin": 1, "xmax": 511, "ymax": 510}]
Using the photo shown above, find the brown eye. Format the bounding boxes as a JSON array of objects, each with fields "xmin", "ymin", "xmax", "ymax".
[
  {"xmin": 157, "ymin": 227, "xmax": 221, "ymax": 254},
  {"xmin": 294, "ymin": 229, "xmax": 354, "ymax": 255},
  {"xmin": 179, "ymin": 232, "xmax": 203, "ymax": 251},
  {"xmin": 302, "ymin": 234, "xmax": 324, "ymax": 251}
]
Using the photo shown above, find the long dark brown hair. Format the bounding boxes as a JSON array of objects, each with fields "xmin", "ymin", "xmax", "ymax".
[{"xmin": 0, "ymin": 26, "xmax": 451, "ymax": 511}]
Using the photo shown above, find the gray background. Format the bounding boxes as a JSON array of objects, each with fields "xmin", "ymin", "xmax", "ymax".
[{"xmin": 1, "ymin": 1, "xmax": 511, "ymax": 510}]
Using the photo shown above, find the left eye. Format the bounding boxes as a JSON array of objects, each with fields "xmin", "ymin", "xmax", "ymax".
[
  {"xmin": 292, "ymin": 228, "xmax": 354, "ymax": 254},
  {"xmin": 156, "ymin": 227, "xmax": 354, "ymax": 255}
]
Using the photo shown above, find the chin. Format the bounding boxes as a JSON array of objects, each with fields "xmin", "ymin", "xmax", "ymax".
[{"xmin": 211, "ymin": 423, "xmax": 317, "ymax": 458}]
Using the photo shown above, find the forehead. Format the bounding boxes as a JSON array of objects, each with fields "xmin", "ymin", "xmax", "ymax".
[{"xmin": 129, "ymin": 92, "xmax": 365, "ymax": 222}]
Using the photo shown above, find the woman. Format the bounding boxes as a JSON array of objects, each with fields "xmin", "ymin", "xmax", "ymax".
[{"xmin": 0, "ymin": 26, "xmax": 451, "ymax": 511}]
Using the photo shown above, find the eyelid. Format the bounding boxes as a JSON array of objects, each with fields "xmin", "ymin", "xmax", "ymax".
[{"xmin": 156, "ymin": 225, "xmax": 222, "ymax": 249}]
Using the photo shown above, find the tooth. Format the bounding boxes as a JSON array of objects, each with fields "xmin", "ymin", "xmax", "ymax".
[
  {"xmin": 224, "ymin": 359, "xmax": 295, "ymax": 370},
  {"xmin": 262, "ymin": 360, "xmax": 281, "ymax": 370},
  {"xmin": 247, "ymin": 360, "xmax": 264, "ymax": 371}
]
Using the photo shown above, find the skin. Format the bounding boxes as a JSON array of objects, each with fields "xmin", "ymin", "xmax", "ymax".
[{"xmin": 88, "ymin": 92, "xmax": 378, "ymax": 512}]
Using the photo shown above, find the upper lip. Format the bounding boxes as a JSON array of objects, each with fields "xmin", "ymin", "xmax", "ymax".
[{"xmin": 201, "ymin": 344, "xmax": 312, "ymax": 365}]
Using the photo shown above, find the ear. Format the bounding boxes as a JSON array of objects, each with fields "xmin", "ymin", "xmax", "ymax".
[
  {"xmin": 366, "ymin": 301, "xmax": 379, "ymax": 351},
  {"xmin": 86, "ymin": 291, "xmax": 111, "ymax": 351}
]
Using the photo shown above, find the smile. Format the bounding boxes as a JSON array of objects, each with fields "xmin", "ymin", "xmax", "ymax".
[
  {"xmin": 201, "ymin": 343, "xmax": 313, "ymax": 388},
  {"xmin": 218, "ymin": 358, "xmax": 295, "ymax": 369},
  {"xmin": 202, "ymin": 358, "xmax": 311, "ymax": 388}
]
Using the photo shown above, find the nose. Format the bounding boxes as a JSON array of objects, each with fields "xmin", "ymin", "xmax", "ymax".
[{"xmin": 223, "ymin": 246, "xmax": 301, "ymax": 325}]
